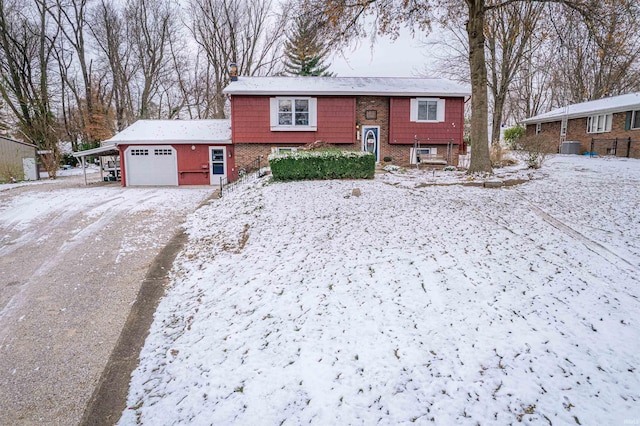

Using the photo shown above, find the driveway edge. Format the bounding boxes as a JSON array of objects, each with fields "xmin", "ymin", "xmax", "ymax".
[{"xmin": 79, "ymin": 229, "xmax": 187, "ymax": 426}]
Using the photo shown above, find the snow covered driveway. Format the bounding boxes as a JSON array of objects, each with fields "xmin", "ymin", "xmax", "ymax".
[
  {"xmin": 121, "ymin": 156, "xmax": 640, "ymax": 425},
  {"xmin": 0, "ymin": 176, "xmax": 212, "ymax": 425}
]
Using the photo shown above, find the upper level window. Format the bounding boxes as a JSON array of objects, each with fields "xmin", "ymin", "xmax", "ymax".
[
  {"xmin": 410, "ymin": 98, "xmax": 445, "ymax": 122},
  {"xmin": 270, "ymin": 97, "xmax": 317, "ymax": 131},
  {"xmin": 587, "ymin": 113, "xmax": 612, "ymax": 133},
  {"xmin": 632, "ymin": 110, "xmax": 640, "ymax": 130},
  {"xmin": 535, "ymin": 123, "xmax": 541, "ymax": 134}
]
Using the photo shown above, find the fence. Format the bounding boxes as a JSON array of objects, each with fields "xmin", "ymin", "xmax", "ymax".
[
  {"xmin": 590, "ymin": 137, "xmax": 636, "ymax": 158},
  {"xmin": 219, "ymin": 156, "xmax": 264, "ymax": 197}
]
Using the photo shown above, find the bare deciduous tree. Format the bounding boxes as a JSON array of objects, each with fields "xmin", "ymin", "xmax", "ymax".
[
  {"xmin": 485, "ymin": 2, "xmax": 544, "ymax": 144},
  {"xmin": 547, "ymin": 1, "xmax": 640, "ymax": 104},
  {"xmin": 90, "ymin": 0, "xmax": 136, "ymax": 131},
  {"xmin": 0, "ymin": 0, "xmax": 61, "ymax": 177},
  {"xmin": 126, "ymin": 0, "xmax": 177, "ymax": 119},
  {"xmin": 187, "ymin": 0, "xmax": 289, "ymax": 118}
]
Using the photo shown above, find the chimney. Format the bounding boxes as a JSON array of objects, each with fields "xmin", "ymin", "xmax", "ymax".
[{"xmin": 229, "ymin": 63, "xmax": 238, "ymax": 81}]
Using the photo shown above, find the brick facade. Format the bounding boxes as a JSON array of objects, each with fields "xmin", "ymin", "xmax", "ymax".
[
  {"xmin": 355, "ymin": 96, "xmax": 391, "ymax": 160},
  {"xmin": 233, "ymin": 143, "xmax": 300, "ymax": 170},
  {"xmin": 526, "ymin": 111, "xmax": 640, "ymax": 157}
]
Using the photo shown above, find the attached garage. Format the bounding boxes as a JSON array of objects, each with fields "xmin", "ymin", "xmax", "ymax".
[
  {"xmin": 97, "ymin": 119, "xmax": 233, "ymax": 187},
  {"xmin": 124, "ymin": 145, "xmax": 178, "ymax": 186}
]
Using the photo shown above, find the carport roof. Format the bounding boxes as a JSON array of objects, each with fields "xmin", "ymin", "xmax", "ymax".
[
  {"xmin": 72, "ymin": 143, "xmax": 119, "ymax": 158},
  {"xmin": 103, "ymin": 119, "xmax": 232, "ymax": 144}
]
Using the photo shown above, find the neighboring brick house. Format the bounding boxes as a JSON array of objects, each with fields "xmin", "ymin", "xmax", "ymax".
[
  {"xmin": 223, "ymin": 76, "xmax": 470, "ymax": 167},
  {"xmin": 522, "ymin": 92, "xmax": 640, "ymax": 157}
]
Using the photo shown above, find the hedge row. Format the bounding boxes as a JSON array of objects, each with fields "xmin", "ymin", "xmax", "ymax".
[{"xmin": 269, "ymin": 150, "xmax": 375, "ymax": 181}]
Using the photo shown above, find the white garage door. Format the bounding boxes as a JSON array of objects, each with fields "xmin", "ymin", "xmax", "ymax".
[{"xmin": 125, "ymin": 146, "xmax": 178, "ymax": 186}]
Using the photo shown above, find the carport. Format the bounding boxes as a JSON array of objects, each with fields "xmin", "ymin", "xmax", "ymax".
[{"xmin": 72, "ymin": 143, "xmax": 120, "ymax": 185}]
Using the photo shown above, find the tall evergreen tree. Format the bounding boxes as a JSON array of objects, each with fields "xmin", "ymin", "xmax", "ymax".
[{"xmin": 283, "ymin": 14, "xmax": 333, "ymax": 76}]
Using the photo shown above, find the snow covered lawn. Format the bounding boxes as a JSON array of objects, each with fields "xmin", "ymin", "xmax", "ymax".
[{"xmin": 120, "ymin": 156, "xmax": 640, "ymax": 425}]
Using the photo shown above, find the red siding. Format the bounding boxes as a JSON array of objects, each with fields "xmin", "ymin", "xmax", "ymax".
[
  {"xmin": 177, "ymin": 145, "xmax": 211, "ymax": 185},
  {"xmin": 231, "ymin": 96, "xmax": 356, "ymax": 144},
  {"xmin": 119, "ymin": 143, "xmax": 235, "ymax": 186},
  {"xmin": 389, "ymin": 97, "xmax": 465, "ymax": 145},
  {"xmin": 118, "ymin": 146, "xmax": 127, "ymax": 186}
]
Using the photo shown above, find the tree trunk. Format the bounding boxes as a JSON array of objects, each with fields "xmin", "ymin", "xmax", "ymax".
[
  {"xmin": 491, "ymin": 93, "xmax": 505, "ymax": 145},
  {"xmin": 466, "ymin": 1, "xmax": 492, "ymax": 174}
]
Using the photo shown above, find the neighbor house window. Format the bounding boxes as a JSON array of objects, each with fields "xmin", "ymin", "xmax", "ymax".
[
  {"xmin": 270, "ymin": 97, "xmax": 317, "ymax": 131},
  {"xmin": 560, "ymin": 118, "xmax": 567, "ymax": 136},
  {"xmin": 587, "ymin": 113, "xmax": 612, "ymax": 133},
  {"xmin": 632, "ymin": 110, "xmax": 640, "ymax": 130},
  {"xmin": 535, "ymin": 123, "xmax": 541, "ymax": 134},
  {"xmin": 410, "ymin": 98, "xmax": 445, "ymax": 122}
]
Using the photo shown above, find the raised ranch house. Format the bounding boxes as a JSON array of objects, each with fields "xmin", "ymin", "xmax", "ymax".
[
  {"xmin": 73, "ymin": 76, "xmax": 470, "ymax": 186},
  {"xmin": 223, "ymin": 76, "xmax": 470, "ymax": 168},
  {"xmin": 522, "ymin": 92, "xmax": 640, "ymax": 157}
]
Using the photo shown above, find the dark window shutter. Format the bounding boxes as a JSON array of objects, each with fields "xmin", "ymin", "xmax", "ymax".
[{"xmin": 625, "ymin": 111, "xmax": 632, "ymax": 131}]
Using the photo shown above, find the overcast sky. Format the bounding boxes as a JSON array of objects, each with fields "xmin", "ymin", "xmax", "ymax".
[{"xmin": 329, "ymin": 31, "xmax": 436, "ymax": 78}]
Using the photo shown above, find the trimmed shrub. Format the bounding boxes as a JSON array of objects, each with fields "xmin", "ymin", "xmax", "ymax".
[{"xmin": 269, "ymin": 149, "xmax": 375, "ymax": 181}]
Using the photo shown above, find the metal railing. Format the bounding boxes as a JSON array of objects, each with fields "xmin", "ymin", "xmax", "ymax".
[
  {"xmin": 219, "ymin": 156, "xmax": 264, "ymax": 197},
  {"xmin": 413, "ymin": 137, "xmax": 455, "ymax": 166},
  {"xmin": 590, "ymin": 137, "xmax": 635, "ymax": 158}
]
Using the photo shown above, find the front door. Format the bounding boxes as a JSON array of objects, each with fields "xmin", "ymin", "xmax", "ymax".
[
  {"xmin": 362, "ymin": 126, "xmax": 380, "ymax": 162},
  {"xmin": 209, "ymin": 147, "xmax": 227, "ymax": 185}
]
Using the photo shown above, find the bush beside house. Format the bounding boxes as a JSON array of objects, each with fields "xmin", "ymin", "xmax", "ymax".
[{"xmin": 269, "ymin": 150, "xmax": 375, "ymax": 181}]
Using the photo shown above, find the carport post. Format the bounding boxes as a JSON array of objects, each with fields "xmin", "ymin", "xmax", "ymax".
[{"xmin": 81, "ymin": 155, "xmax": 87, "ymax": 186}]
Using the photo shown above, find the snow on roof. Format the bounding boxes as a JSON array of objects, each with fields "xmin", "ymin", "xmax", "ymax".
[
  {"xmin": 523, "ymin": 92, "xmax": 640, "ymax": 124},
  {"xmin": 105, "ymin": 119, "xmax": 232, "ymax": 145},
  {"xmin": 223, "ymin": 76, "xmax": 471, "ymax": 97},
  {"xmin": 72, "ymin": 143, "xmax": 119, "ymax": 158}
]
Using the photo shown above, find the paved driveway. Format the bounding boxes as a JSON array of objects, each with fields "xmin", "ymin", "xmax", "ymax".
[{"xmin": 0, "ymin": 176, "xmax": 213, "ymax": 425}]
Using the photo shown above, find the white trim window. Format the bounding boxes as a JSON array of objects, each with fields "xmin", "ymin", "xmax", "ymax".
[
  {"xmin": 535, "ymin": 123, "xmax": 541, "ymax": 134},
  {"xmin": 410, "ymin": 147, "xmax": 438, "ymax": 164},
  {"xmin": 270, "ymin": 97, "xmax": 317, "ymax": 131},
  {"xmin": 410, "ymin": 98, "xmax": 445, "ymax": 122},
  {"xmin": 632, "ymin": 110, "xmax": 640, "ymax": 130},
  {"xmin": 560, "ymin": 118, "xmax": 567, "ymax": 136},
  {"xmin": 587, "ymin": 113, "xmax": 612, "ymax": 133},
  {"xmin": 272, "ymin": 147, "xmax": 298, "ymax": 154}
]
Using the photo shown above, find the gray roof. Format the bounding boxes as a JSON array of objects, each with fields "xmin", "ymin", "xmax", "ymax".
[
  {"xmin": 523, "ymin": 92, "xmax": 640, "ymax": 124},
  {"xmin": 0, "ymin": 135, "xmax": 37, "ymax": 149},
  {"xmin": 223, "ymin": 76, "xmax": 471, "ymax": 97}
]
